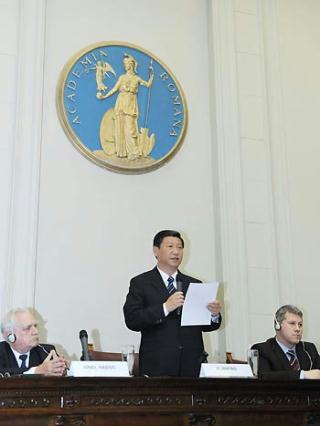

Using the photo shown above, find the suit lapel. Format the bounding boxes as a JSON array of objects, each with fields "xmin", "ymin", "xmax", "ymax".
[
  {"xmin": 150, "ymin": 267, "xmax": 171, "ymax": 300},
  {"xmin": 7, "ymin": 345, "xmax": 19, "ymax": 368},
  {"xmin": 29, "ymin": 347, "xmax": 42, "ymax": 368},
  {"xmin": 151, "ymin": 267, "xmax": 193, "ymax": 300},
  {"xmin": 270, "ymin": 338, "xmax": 310, "ymax": 371},
  {"xmin": 270, "ymin": 339, "xmax": 292, "ymax": 370}
]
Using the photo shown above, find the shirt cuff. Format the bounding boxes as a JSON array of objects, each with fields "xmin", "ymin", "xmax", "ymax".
[
  {"xmin": 211, "ymin": 314, "xmax": 220, "ymax": 323},
  {"xmin": 300, "ymin": 370, "xmax": 304, "ymax": 379},
  {"xmin": 163, "ymin": 303, "xmax": 169, "ymax": 317},
  {"xmin": 24, "ymin": 367, "xmax": 36, "ymax": 374}
]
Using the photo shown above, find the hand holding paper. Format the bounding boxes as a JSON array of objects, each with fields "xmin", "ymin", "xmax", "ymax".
[{"xmin": 207, "ymin": 300, "xmax": 222, "ymax": 316}]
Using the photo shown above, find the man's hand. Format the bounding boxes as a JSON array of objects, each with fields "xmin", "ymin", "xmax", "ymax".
[
  {"xmin": 304, "ymin": 369, "xmax": 320, "ymax": 379},
  {"xmin": 207, "ymin": 300, "xmax": 222, "ymax": 316},
  {"xmin": 35, "ymin": 350, "xmax": 67, "ymax": 376},
  {"xmin": 164, "ymin": 292, "xmax": 184, "ymax": 313}
]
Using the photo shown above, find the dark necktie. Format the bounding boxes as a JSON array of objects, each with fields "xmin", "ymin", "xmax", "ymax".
[
  {"xmin": 287, "ymin": 349, "xmax": 299, "ymax": 370},
  {"xmin": 167, "ymin": 276, "xmax": 175, "ymax": 294},
  {"xmin": 19, "ymin": 354, "xmax": 27, "ymax": 369}
]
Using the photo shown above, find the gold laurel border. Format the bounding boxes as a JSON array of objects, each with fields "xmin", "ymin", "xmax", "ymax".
[{"xmin": 56, "ymin": 41, "xmax": 188, "ymax": 174}]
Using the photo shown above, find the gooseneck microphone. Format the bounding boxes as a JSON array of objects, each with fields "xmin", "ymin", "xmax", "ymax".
[
  {"xmin": 79, "ymin": 330, "xmax": 90, "ymax": 361},
  {"xmin": 302, "ymin": 341, "xmax": 313, "ymax": 370},
  {"xmin": 176, "ymin": 281, "xmax": 183, "ymax": 316},
  {"xmin": 38, "ymin": 344, "xmax": 50, "ymax": 355}
]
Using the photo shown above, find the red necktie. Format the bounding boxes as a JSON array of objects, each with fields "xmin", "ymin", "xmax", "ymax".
[{"xmin": 287, "ymin": 350, "xmax": 299, "ymax": 370}]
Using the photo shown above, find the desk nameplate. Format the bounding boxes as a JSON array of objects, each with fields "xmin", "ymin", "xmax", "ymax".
[
  {"xmin": 200, "ymin": 363, "xmax": 253, "ymax": 378},
  {"xmin": 69, "ymin": 361, "xmax": 130, "ymax": 377}
]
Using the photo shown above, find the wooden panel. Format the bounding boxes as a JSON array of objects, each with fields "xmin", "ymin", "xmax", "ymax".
[{"xmin": 0, "ymin": 377, "xmax": 317, "ymax": 425}]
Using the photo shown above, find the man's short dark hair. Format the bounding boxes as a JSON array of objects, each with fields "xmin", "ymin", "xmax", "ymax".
[{"xmin": 153, "ymin": 230, "xmax": 184, "ymax": 248}]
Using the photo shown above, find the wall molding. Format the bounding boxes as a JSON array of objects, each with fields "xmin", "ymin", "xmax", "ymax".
[
  {"xmin": 261, "ymin": 0, "xmax": 294, "ymax": 302},
  {"xmin": 207, "ymin": 0, "xmax": 250, "ymax": 358},
  {"xmin": 3, "ymin": 0, "xmax": 46, "ymax": 310}
]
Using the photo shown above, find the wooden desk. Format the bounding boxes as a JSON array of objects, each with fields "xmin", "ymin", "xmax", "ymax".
[{"xmin": 0, "ymin": 376, "xmax": 319, "ymax": 425}]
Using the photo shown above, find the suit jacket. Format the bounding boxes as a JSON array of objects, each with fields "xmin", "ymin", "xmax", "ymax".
[
  {"xmin": 123, "ymin": 267, "xmax": 221, "ymax": 377},
  {"xmin": 251, "ymin": 337, "xmax": 320, "ymax": 380},
  {"xmin": 0, "ymin": 341, "xmax": 55, "ymax": 376}
]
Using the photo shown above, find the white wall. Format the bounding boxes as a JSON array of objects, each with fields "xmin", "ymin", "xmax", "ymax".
[
  {"xmin": 1, "ymin": 0, "xmax": 320, "ymax": 363},
  {"xmin": 0, "ymin": 0, "xmax": 19, "ymax": 306},
  {"xmin": 209, "ymin": 0, "xmax": 320, "ymax": 358},
  {"xmin": 36, "ymin": 0, "xmax": 219, "ymax": 360},
  {"xmin": 273, "ymin": 0, "xmax": 320, "ymax": 343}
]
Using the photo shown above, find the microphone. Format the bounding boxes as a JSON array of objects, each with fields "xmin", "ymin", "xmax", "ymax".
[
  {"xmin": 79, "ymin": 330, "xmax": 90, "ymax": 361},
  {"xmin": 176, "ymin": 280, "xmax": 183, "ymax": 316},
  {"xmin": 38, "ymin": 344, "xmax": 50, "ymax": 355},
  {"xmin": 38, "ymin": 344, "xmax": 61, "ymax": 362},
  {"xmin": 302, "ymin": 341, "xmax": 313, "ymax": 369}
]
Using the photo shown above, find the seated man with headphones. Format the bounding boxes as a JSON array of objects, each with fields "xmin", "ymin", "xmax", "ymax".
[
  {"xmin": 252, "ymin": 304, "xmax": 320, "ymax": 379},
  {"xmin": 0, "ymin": 308, "xmax": 67, "ymax": 376}
]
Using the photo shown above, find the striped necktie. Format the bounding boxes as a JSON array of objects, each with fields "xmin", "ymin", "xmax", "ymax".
[
  {"xmin": 287, "ymin": 349, "xmax": 299, "ymax": 370},
  {"xmin": 19, "ymin": 354, "xmax": 27, "ymax": 369},
  {"xmin": 167, "ymin": 276, "xmax": 175, "ymax": 294}
]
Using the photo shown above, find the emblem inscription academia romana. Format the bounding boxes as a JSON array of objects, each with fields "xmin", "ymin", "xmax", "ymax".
[{"xmin": 56, "ymin": 42, "xmax": 187, "ymax": 173}]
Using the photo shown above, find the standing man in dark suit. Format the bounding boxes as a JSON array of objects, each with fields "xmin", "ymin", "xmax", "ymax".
[
  {"xmin": 252, "ymin": 305, "xmax": 320, "ymax": 380},
  {"xmin": 123, "ymin": 230, "xmax": 222, "ymax": 377},
  {"xmin": 0, "ymin": 308, "xmax": 67, "ymax": 376}
]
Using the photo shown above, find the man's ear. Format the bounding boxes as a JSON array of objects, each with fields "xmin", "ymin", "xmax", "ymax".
[{"xmin": 153, "ymin": 246, "xmax": 158, "ymax": 259}]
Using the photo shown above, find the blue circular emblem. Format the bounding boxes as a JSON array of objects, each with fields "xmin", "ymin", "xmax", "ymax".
[{"xmin": 57, "ymin": 41, "xmax": 187, "ymax": 173}]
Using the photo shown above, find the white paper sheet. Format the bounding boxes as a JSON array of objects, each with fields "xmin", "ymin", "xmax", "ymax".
[{"xmin": 181, "ymin": 282, "xmax": 219, "ymax": 326}]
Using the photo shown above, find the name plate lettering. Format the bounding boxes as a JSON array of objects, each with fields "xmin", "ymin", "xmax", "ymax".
[
  {"xmin": 69, "ymin": 361, "xmax": 130, "ymax": 377},
  {"xmin": 200, "ymin": 363, "xmax": 253, "ymax": 378}
]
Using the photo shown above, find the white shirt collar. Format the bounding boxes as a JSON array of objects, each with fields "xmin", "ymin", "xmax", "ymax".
[
  {"xmin": 157, "ymin": 267, "xmax": 178, "ymax": 285},
  {"xmin": 276, "ymin": 337, "xmax": 296, "ymax": 354},
  {"xmin": 10, "ymin": 346, "xmax": 30, "ymax": 368}
]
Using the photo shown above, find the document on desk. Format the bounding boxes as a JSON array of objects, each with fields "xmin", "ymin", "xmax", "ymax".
[{"xmin": 181, "ymin": 282, "xmax": 219, "ymax": 326}]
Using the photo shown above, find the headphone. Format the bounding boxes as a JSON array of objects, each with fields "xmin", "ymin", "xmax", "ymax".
[
  {"xmin": 5, "ymin": 321, "xmax": 16, "ymax": 344},
  {"xmin": 274, "ymin": 317, "xmax": 281, "ymax": 331},
  {"xmin": 7, "ymin": 332, "xmax": 16, "ymax": 344}
]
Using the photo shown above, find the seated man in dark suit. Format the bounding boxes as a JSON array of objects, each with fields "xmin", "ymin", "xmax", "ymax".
[
  {"xmin": 0, "ymin": 308, "xmax": 67, "ymax": 376},
  {"xmin": 252, "ymin": 305, "xmax": 320, "ymax": 380},
  {"xmin": 123, "ymin": 229, "xmax": 222, "ymax": 378}
]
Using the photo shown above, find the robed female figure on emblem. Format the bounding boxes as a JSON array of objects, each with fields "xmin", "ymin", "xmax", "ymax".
[{"xmin": 96, "ymin": 54, "xmax": 155, "ymax": 161}]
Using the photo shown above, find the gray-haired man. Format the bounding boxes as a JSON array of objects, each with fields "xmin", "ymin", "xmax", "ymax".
[{"xmin": 0, "ymin": 308, "xmax": 67, "ymax": 376}]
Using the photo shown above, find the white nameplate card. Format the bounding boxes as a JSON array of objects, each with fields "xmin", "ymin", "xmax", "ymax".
[
  {"xmin": 69, "ymin": 361, "xmax": 130, "ymax": 377},
  {"xmin": 200, "ymin": 363, "xmax": 253, "ymax": 378}
]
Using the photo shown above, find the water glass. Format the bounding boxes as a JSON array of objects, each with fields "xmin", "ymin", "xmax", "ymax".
[
  {"xmin": 247, "ymin": 349, "xmax": 259, "ymax": 377},
  {"xmin": 121, "ymin": 345, "xmax": 135, "ymax": 375}
]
